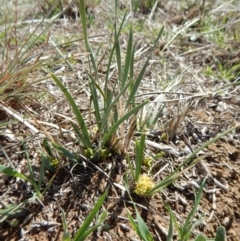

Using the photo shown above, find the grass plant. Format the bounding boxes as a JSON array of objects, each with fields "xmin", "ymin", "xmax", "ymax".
[
  {"xmin": 126, "ymin": 122, "xmax": 240, "ymax": 197},
  {"xmin": 0, "ymin": 0, "xmax": 68, "ymax": 128},
  {"xmin": 166, "ymin": 177, "xmax": 207, "ymax": 241},
  {"xmin": 0, "ymin": 0, "xmax": 80, "ymax": 229},
  {"xmin": 125, "ymin": 176, "xmax": 154, "ymax": 241},
  {"xmin": 0, "ymin": 199, "xmax": 31, "ymax": 228},
  {"xmin": 61, "ymin": 190, "xmax": 108, "ymax": 241},
  {"xmin": 51, "ymin": 0, "xmax": 164, "ymax": 162},
  {"xmin": 126, "ymin": 177, "xmax": 227, "ymax": 241},
  {"xmin": 0, "ymin": 141, "xmax": 59, "ymax": 203}
]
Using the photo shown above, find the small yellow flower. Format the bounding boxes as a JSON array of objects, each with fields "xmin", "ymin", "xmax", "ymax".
[
  {"xmin": 84, "ymin": 148, "xmax": 94, "ymax": 158},
  {"xmin": 50, "ymin": 159, "xmax": 60, "ymax": 168},
  {"xmin": 134, "ymin": 174, "xmax": 154, "ymax": 196},
  {"xmin": 143, "ymin": 156, "xmax": 153, "ymax": 167}
]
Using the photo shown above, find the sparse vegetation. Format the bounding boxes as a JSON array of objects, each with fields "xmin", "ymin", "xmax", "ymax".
[{"xmin": 0, "ymin": 0, "xmax": 240, "ymax": 240}]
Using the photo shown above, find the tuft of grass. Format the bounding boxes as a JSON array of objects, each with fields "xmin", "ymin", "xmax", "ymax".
[
  {"xmin": 126, "ymin": 176, "xmax": 227, "ymax": 241},
  {"xmin": 124, "ymin": 121, "xmax": 240, "ymax": 199},
  {"xmin": 0, "ymin": 140, "xmax": 59, "ymax": 202},
  {"xmin": 0, "ymin": 0, "xmax": 82, "ymax": 228},
  {"xmin": 166, "ymin": 177, "xmax": 227, "ymax": 241},
  {"xmin": 61, "ymin": 189, "xmax": 108, "ymax": 241},
  {"xmin": 0, "ymin": 0, "xmax": 67, "ymax": 120},
  {"xmin": 51, "ymin": 0, "xmax": 164, "ymax": 162},
  {"xmin": 125, "ymin": 177, "xmax": 154, "ymax": 241},
  {"xmin": 167, "ymin": 177, "xmax": 207, "ymax": 241}
]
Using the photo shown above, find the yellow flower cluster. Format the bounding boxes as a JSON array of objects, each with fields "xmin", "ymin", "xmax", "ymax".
[
  {"xmin": 134, "ymin": 174, "xmax": 154, "ymax": 196},
  {"xmin": 50, "ymin": 159, "xmax": 60, "ymax": 168},
  {"xmin": 143, "ymin": 156, "xmax": 153, "ymax": 167},
  {"xmin": 84, "ymin": 148, "xmax": 94, "ymax": 158}
]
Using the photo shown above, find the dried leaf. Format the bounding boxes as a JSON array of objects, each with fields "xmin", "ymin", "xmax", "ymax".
[
  {"xmin": 145, "ymin": 140, "xmax": 180, "ymax": 156},
  {"xmin": 168, "ymin": 102, "xmax": 192, "ymax": 140}
]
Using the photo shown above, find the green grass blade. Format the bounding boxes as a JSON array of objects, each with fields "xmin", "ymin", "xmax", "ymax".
[
  {"xmin": 122, "ymin": 27, "xmax": 133, "ymax": 87},
  {"xmin": 126, "ymin": 26, "xmax": 164, "ymax": 107},
  {"xmin": 0, "ymin": 202, "xmax": 26, "ymax": 223},
  {"xmin": 126, "ymin": 155, "xmax": 135, "ymax": 181},
  {"xmin": 89, "ymin": 73, "xmax": 106, "ymax": 100},
  {"xmin": 125, "ymin": 183, "xmax": 153, "ymax": 241},
  {"xmin": 88, "ymin": 76, "xmax": 102, "ymax": 129},
  {"xmin": 146, "ymin": 171, "xmax": 182, "ymax": 196},
  {"xmin": 135, "ymin": 139, "xmax": 140, "ymax": 180},
  {"xmin": 126, "ymin": 55, "xmax": 150, "ymax": 107},
  {"xmin": 101, "ymin": 79, "xmax": 133, "ymax": 127},
  {"xmin": 190, "ymin": 215, "xmax": 204, "ymax": 234},
  {"xmin": 76, "ymin": 224, "xmax": 102, "ymax": 241},
  {"xmin": 113, "ymin": 104, "xmax": 118, "ymax": 123},
  {"xmin": 43, "ymin": 139, "xmax": 54, "ymax": 158},
  {"xmin": 135, "ymin": 134, "xmax": 146, "ymax": 181},
  {"xmin": 22, "ymin": 143, "xmax": 34, "ymax": 180},
  {"xmin": 176, "ymin": 123, "xmax": 240, "ymax": 173},
  {"xmin": 73, "ymin": 189, "xmax": 108, "ymax": 241},
  {"xmin": 126, "ymin": 209, "xmax": 139, "ymax": 233},
  {"xmin": 102, "ymin": 88, "xmax": 113, "ymax": 133},
  {"xmin": 38, "ymin": 155, "xmax": 45, "ymax": 191},
  {"xmin": 79, "ymin": 0, "xmax": 97, "ymax": 74},
  {"xmin": 146, "ymin": 160, "xmax": 198, "ymax": 196},
  {"xmin": 106, "ymin": 88, "xmax": 113, "ymax": 112},
  {"xmin": 71, "ymin": 122, "xmax": 92, "ymax": 149},
  {"xmin": 181, "ymin": 177, "xmax": 206, "ymax": 240},
  {"xmin": 0, "ymin": 163, "xmax": 41, "ymax": 199},
  {"xmin": 52, "ymin": 143, "xmax": 78, "ymax": 162},
  {"xmin": 115, "ymin": 33, "xmax": 122, "ymax": 83},
  {"xmin": 147, "ymin": 103, "xmax": 165, "ymax": 128},
  {"xmin": 76, "ymin": 210, "xmax": 108, "ymax": 240},
  {"xmin": 61, "ymin": 208, "xmax": 71, "ymax": 241},
  {"xmin": 136, "ymin": 212, "xmax": 154, "ymax": 241},
  {"xmin": 105, "ymin": 12, "xmax": 127, "ymax": 92},
  {"xmin": 166, "ymin": 206, "xmax": 174, "ymax": 241},
  {"xmin": 41, "ymin": 154, "xmax": 55, "ymax": 173},
  {"xmin": 126, "ymin": 207, "xmax": 150, "ymax": 241},
  {"xmin": 128, "ymin": 42, "xmax": 135, "ymax": 106},
  {"xmin": 102, "ymin": 101, "xmax": 148, "ymax": 146},
  {"xmin": 152, "ymin": 26, "xmax": 164, "ymax": 49},
  {"xmin": 115, "ymin": 12, "xmax": 127, "ymax": 40},
  {"xmin": 51, "ymin": 73, "xmax": 92, "ymax": 148},
  {"xmin": 22, "ymin": 143, "xmax": 41, "ymax": 198},
  {"xmin": 104, "ymin": 40, "xmax": 116, "ymax": 93},
  {"xmin": 96, "ymin": 209, "xmax": 108, "ymax": 226},
  {"xmin": 49, "ymin": 37, "xmax": 74, "ymax": 71},
  {"xmin": 0, "ymin": 165, "xmax": 28, "ymax": 182},
  {"xmin": 130, "ymin": 43, "xmax": 135, "ymax": 81}
]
